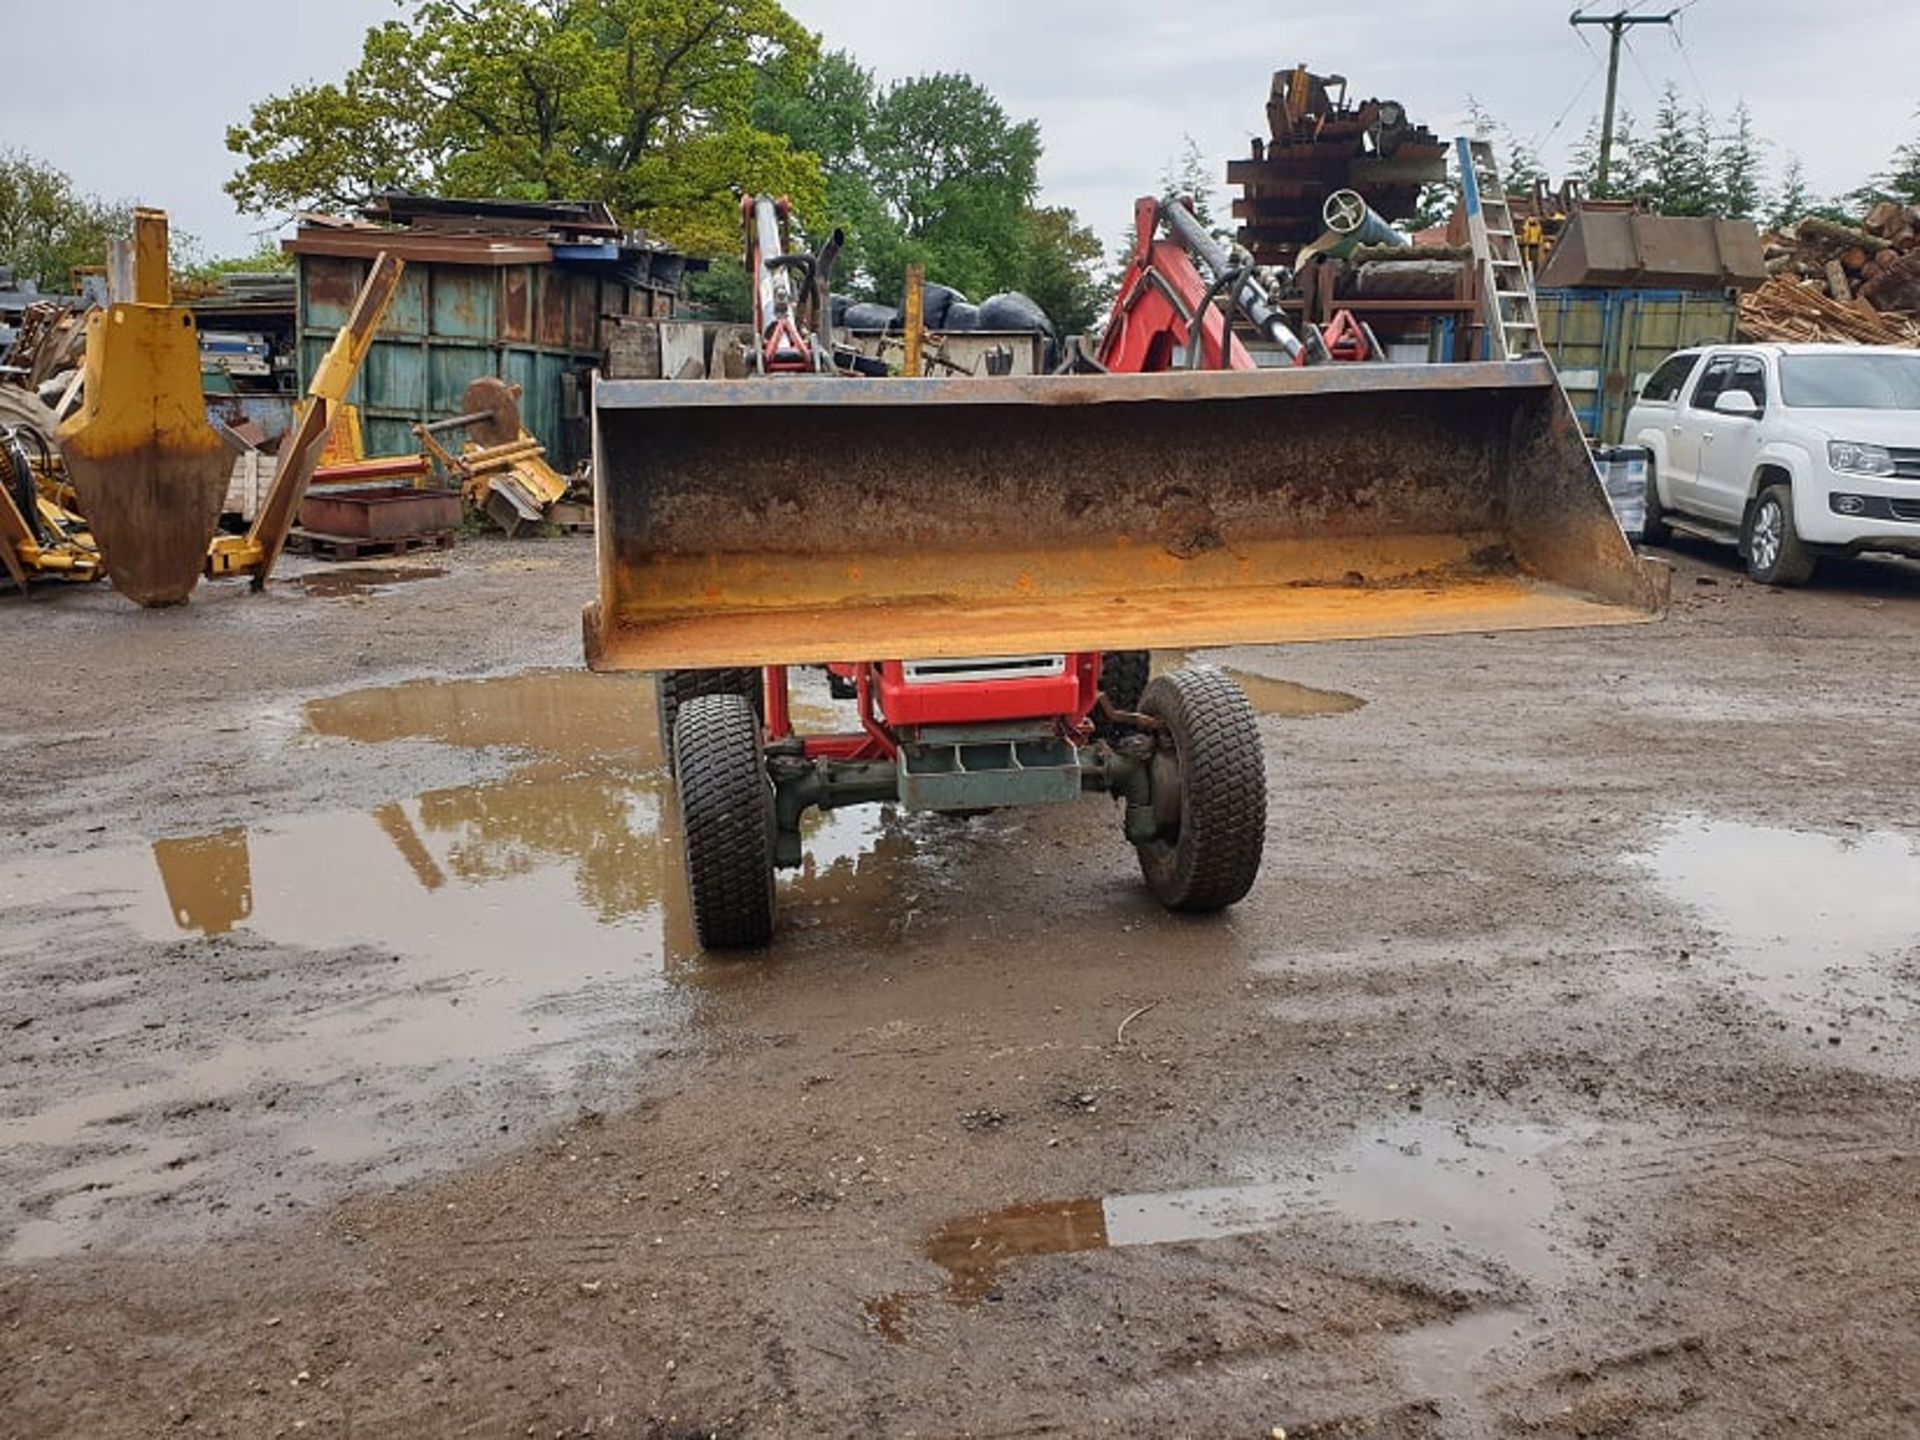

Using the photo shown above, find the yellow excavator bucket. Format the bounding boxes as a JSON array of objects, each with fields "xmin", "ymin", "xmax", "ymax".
[
  {"xmin": 56, "ymin": 210, "xmax": 230, "ymax": 608},
  {"xmin": 584, "ymin": 360, "xmax": 1663, "ymax": 671}
]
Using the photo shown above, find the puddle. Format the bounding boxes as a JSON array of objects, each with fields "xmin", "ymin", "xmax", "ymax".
[
  {"xmin": 305, "ymin": 668, "xmax": 661, "ymax": 765},
  {"xmin": 1640, "ymin": 816, "xmax": 1920, "ymax": 1064},
  {"xmin": 0, "ymin": 669, "xmax": 923, "ymax": 1258},
  {"xmin": 924, "ymin": 1123, "xmax": 1566, "ymax": 1306},
  {"xmin": 1162, "ymin": 653, "xmax": 1365, "ymax": 718},
  {"xmin": 295, "ymin": 565, "xmax": 446, "ymax": 598}
]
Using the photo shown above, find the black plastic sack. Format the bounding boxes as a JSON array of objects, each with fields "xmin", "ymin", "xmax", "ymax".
[
  {"xmin": 976, "ymin": 291, "xmax": 1055, "ymax": 335},
  {"xmin": 842, "ymin": 302, "xmax": 901, "ymax": 332}
]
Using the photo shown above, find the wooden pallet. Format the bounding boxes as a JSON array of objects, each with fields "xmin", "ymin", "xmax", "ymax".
[
  {"xmin": 547, "ymin": 500, "xmax": 595, "ymax": 534},
  {"xmin": 285, "ymin": 527, "xmax": 456, "ymax": 562}
]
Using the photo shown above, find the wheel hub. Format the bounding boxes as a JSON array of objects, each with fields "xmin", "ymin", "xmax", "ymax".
[{"xmin": 1752, "ymin": 502, "xmax": 1782, "ymax": 570}]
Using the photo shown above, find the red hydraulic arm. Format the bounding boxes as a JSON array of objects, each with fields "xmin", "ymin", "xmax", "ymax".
[{"xmin": 1098, "ymin": 198, "xmax": 1258, "ymax": 373}]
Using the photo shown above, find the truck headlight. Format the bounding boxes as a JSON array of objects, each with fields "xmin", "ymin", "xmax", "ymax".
[{"xmin": 1829, "ymin": 441, "xmax": 1895, "ymax": 477}]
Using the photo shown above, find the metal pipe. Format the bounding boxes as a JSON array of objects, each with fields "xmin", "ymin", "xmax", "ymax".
[
  {"xmin": 1160, "ymin": 201, "xmax": 1304, "ymax": 361},
  {"xmin": 1320, "ymin": 190, "xmax": 1411, "ymax": 249},
  {"xmin": 753, "ymin": 195, "xmax": 792, "ymax": 338}
]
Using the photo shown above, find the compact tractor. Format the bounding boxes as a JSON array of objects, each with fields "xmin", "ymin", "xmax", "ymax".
[{"xmin": 585, "ymin": 194, "xmax": 1660, "ymax": 950}]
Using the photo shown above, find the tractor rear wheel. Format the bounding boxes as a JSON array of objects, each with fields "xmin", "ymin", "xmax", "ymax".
[
  {"xmin": 673, "ymin": 692, "xmax": 777, "ymax": 949},
  {"xmin": 1099, "ymin": 650, "xmax": 1152, "ymax": 712},
  {"xmin": 657, "ymin": 668, "xmax": 762, "ymax": 773},
  {"xmin": 1133, "ymin": 666, "xmax": 1266, "ymax": 912}
]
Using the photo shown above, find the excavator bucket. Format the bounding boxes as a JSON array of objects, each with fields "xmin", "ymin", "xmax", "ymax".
[
  {"xmin": 584, "ymin": 360, "xmax": 1664, "ymax": 671},
  {"xmin": 57, "ymin": 210, "xmax": 230, "ymax": 607}
]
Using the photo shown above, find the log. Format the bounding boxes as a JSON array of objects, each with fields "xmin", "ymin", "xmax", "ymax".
[
  {"xmin": 1864, "ymin": 200, "xmax": 1911, "ymax": 240},
  {"xmin": 1825, "ymin": 259, "xmax": 1852, "ymax": 302},
  {"xmin": 1842, "ymin": 246, "xmax": 1869, "ymax": 272},
  {"xmin": 1799, "ymin": 216, "xmax": 1872, "ymax": 249},
  {"xmin": 1860, "ymin": 249, "xmax": 1920, "ymax": 313}
]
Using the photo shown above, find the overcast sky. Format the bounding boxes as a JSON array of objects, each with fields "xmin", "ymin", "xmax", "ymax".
[{"xmin": 5, "ymin": 1, "xmax": 1915, "ymax": 261}]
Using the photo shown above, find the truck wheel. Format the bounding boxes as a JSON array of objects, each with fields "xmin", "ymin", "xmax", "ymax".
[
  {"xmin": 1641, "ymin": 461, "xmax": 1672, "ymax": 544},
  {"xmin": 1744, "ymin": 484, "xmax": 1817, "ymax": 587},
  {"xmin": 656, "ymin": 668, "xmax": 762, "ymax": 773},
  {"xmin": 673, "ymin": 693, "xmax": 776, "ymax": 949},
  {"xmin": 1099, "ymin": 650, "xmax": 1152, "ymax": 711},
  {"xmin": 1134, "ymin": 667, "xmax": 1266, "ymax": 912}
]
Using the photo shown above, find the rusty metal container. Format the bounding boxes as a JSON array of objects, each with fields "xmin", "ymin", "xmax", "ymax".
[
  {"xmin": 1535, "ymin": 208, "xmax": 1766, "ymax": 293},
  {"xmin": 298, "ymin": 486, "xmax": 460, "ymax": 541}
]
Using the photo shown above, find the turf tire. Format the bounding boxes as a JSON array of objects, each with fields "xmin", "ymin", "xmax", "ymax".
[
  {"xmin": 673, "ymin": 693, "xmax": 776, "ymax": 950},
  {"xmin": 1134, "ymin": 666, "xmax": 1266, "ymax": 912}
]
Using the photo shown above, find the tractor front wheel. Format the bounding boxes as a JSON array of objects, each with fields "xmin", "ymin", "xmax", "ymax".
[
  {"xmin": 657, "ymin": 668, "xmax": 762, "ymax": 774},
  {"xmin": 673, "ymin": 692, "xmax": 777, "ymax": 949},
  {"xmin": 1099, "ymin": 650, "xmax": 1152, "ymax": 712},
  {"xmin": 1133, "ymin": 666, "xmax": 1266, "ymax": 912}
]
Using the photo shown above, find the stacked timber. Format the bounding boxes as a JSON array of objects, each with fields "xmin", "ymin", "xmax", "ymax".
[{"xmin": 1744, "ymin": 204, "xmax": 1920, "ymax": 343}]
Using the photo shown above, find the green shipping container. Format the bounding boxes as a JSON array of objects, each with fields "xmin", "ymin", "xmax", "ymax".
[
  {"xmin": 1537, "ymin": 288, "xmax": 1740, "ymax": 446},
  {"xmin": 294, "ymin": 247, "xmax": 677, "ymax": 469}
]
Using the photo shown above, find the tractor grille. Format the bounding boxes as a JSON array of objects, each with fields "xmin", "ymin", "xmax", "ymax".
[{"xmin": 1890, "ymin": 447, "xmax": 1920, "ymax": 480}]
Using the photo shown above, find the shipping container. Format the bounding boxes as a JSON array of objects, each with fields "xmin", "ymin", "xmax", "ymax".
[
  {"xmin": 1537, "ymin": 287, "xmax": 1740, "ymax": 445},
  {"xmin": 290, "ymin": 206, "xmax": 694, "ymax": 470}
]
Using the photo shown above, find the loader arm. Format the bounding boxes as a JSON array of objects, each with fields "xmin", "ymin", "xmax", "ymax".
[{"xmin": 1098, "ymin": 197, "xmax": 1310, "ymax": 373}]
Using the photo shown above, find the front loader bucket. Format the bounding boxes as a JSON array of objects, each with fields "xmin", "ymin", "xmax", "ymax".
[
  {"xmin": 586, "ymin": 361, "xmax": 1662, "ymax": 671},
  {"xmin": 57, "ymin": 211, "xmax": 230, "ymax": 608}
]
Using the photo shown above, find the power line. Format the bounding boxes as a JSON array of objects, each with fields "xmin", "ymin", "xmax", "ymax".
[{"xmin": 1570, "ymin": 8, "xmax": 1679, "ymax": 191}]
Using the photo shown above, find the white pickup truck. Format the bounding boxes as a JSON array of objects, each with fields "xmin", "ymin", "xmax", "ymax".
[{"xmin": 1623, "ymin": 342, "xmax": 1920, "ymax": 584}]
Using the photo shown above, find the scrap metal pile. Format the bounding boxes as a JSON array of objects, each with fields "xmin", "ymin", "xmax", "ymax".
[
  {"xmin": 1228, "ymin": 66, "xmax": 1448, "ymax": 267},
  {"xmin": 1741, "ymin": 203, "xmax": 1920, "ymax": 346}
]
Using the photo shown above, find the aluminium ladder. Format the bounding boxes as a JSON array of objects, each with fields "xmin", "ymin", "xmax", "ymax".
[{"xmin": 1457, "ymin": 136, "xmax": 1543, "ymax": 361}]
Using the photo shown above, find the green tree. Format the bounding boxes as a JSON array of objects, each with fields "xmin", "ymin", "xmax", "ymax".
[
  {"xmin": 1465, "ymin": 97, "xmax": 1548, "ymax": 194},
  {"xmin": 859, "ymin": 72, "xmax": 1042, "ymax": 302},
  {"xmin": 1714, "ymin": 100, "xmax": 1765, "ymax": 219},
  {"xmin": 753, "ymin": 51, "xmax": 1104, "ymax": 329},
  {"xmin": 1570, "ymin": 108, "xmax": 1646, "ymax": 200},
  {"xmin": 1627, "ymin": 85, "xmax": 1717, "ymax": 215},
  {"xmin": 751, "ymin": 47, "xmax": 895, "ymax": 289},
  {"xmin": 1160, "ymin": 133, "xmax": 1225, "ymax": 236},
  {"xmin": 0, "ymin": 150, "xmax": 131, "ymax": 293},
  {"xmin": 226, "ymin": 0, "xmax": 825, "ymax": 256},
  {"xmin": 1016, "ymin": 204, "xmax": 1104, "ymax": 335},
  {"xmin": 1770, "ymin": 154, "xmax": 1813, "ymax": 230},
  {"xmin": 1849, "ymin": 107, "xmax": 1920, "ymax": 209}
]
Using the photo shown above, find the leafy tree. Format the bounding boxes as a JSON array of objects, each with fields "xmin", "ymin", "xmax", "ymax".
[
  {"xmin": 0, "ymin": 150, "xmax": 131, "ymax": 294},
  {"xmin": 225, "ymin": 0, "xmax": 826, "ymax": 256},
  {"xmin": 1016, "ymin": 204, "xmax": 1104, "ymax": 336},
  {"xmin": 857, "ymin": 72, "xmax": 1042, "ymax": 303},
  {"xmin": 175, "ymin": 239, "xmax": 296, "ymax": 289}
]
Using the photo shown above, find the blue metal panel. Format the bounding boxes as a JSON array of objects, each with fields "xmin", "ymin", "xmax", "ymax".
[
  {"xmin": 430, "ymin": 268, "xmax": 494, "ymax": 340},
  {"xmin": 428, "ymin": 343, "xmax": 492, "ymax": 414},
  {"xmin": 363, "ymin": 339, "xmax": 428, "ymax": 414}
]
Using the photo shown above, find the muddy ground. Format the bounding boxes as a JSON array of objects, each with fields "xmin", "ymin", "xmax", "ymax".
[{"xmin": 1, "ymin": 534, "xmax": 1916, "ymax": 1438}]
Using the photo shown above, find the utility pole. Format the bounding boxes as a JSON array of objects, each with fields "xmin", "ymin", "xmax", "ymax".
[{"xmin": 1569, "ymin": 9, "xmax": 1677, "ymax": 193}]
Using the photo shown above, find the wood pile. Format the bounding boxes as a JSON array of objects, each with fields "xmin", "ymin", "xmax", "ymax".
[{"xmin": 1745, "ymin": 203, "xmax": 1920, "ymax": 344}]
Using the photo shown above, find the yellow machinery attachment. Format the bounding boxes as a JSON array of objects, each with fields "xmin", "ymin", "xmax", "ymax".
[
  {"xmin": 415, "ymin": 377, "xmax": 570, "ymax": 535},
  {"xmin": 55, "ymin": 211, "xmax": 231, "ymax": 607},
  {"xmin": 585, "ymin": 361, "xmax": 1664, "ymax": 672},
  {"xmin": 0, "ymin": 425, "xmax": 102, "ymax": 590},
  {"xmin": 208, "ymin": 252, "xmax": 405, "ymax": 587}
]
